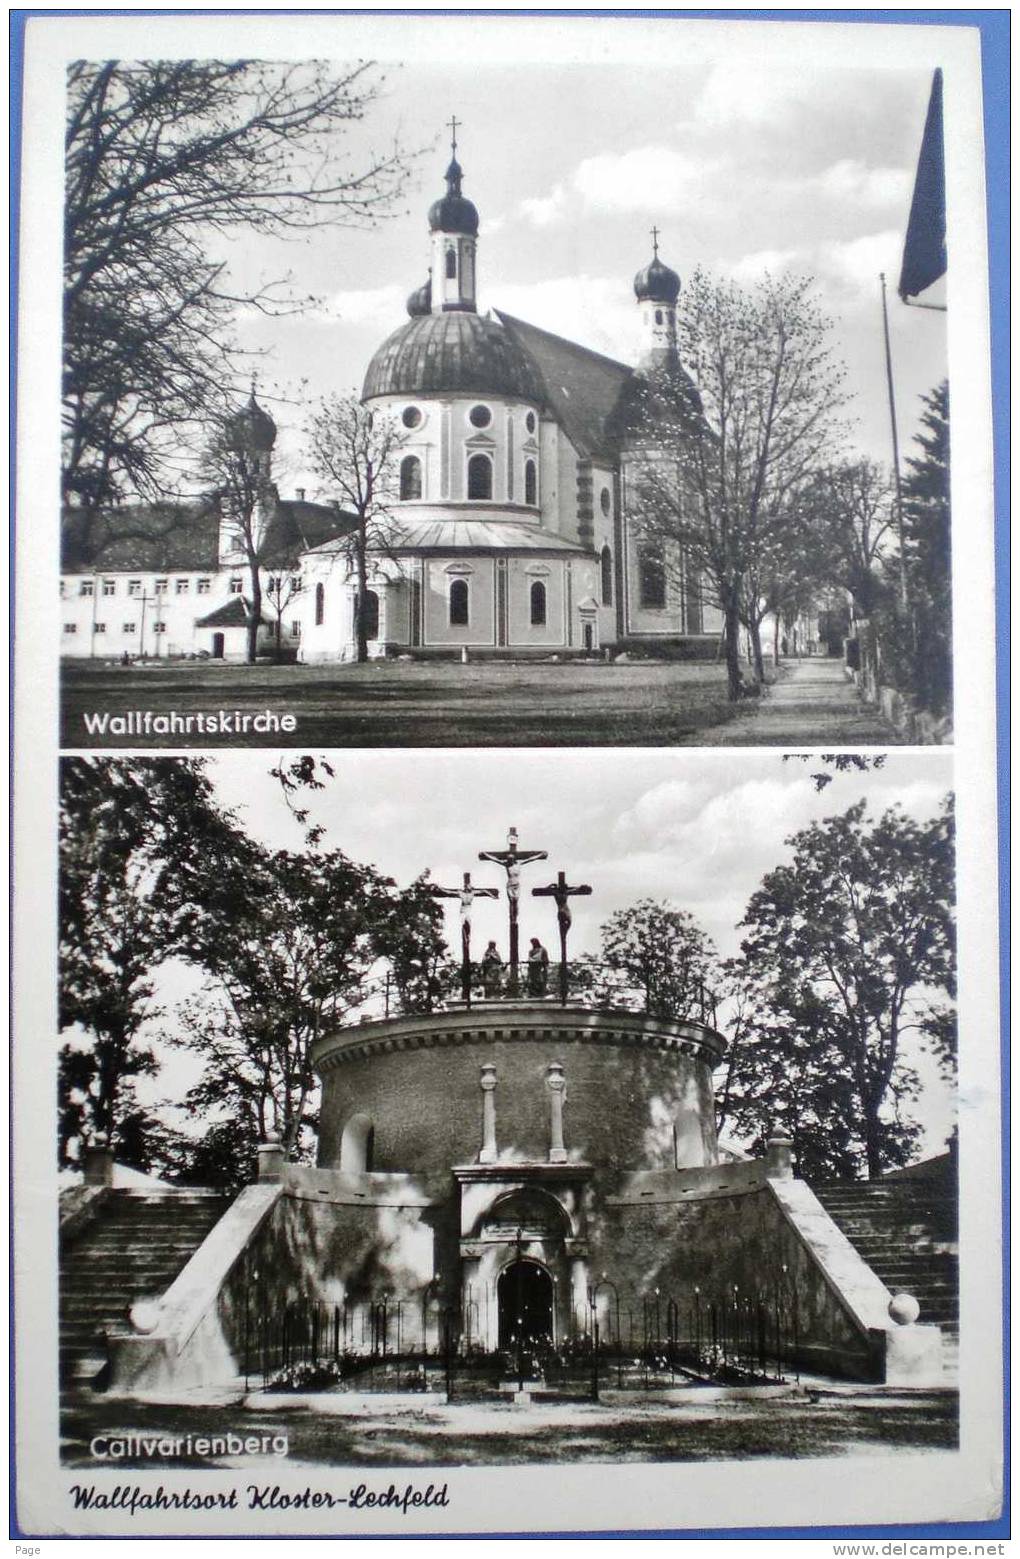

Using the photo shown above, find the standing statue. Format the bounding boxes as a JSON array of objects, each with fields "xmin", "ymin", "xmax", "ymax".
[
  {"xmin": 527, "ymin": 937, "xmax": 550, "ymax": 997},
  {"xmin": 481, "ymin": 940, "xmax": 503, "ymax": 998}
]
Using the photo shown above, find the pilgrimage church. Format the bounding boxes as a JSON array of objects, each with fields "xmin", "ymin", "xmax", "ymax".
[{"xmin": 60, "ymin": 136, "xmax": 722, "ymax": 663}]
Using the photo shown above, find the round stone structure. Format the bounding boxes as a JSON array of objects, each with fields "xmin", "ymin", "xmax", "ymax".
[{"xmin": 313, "ymin": 1000, "xmax": 727, "ymax": 1175}]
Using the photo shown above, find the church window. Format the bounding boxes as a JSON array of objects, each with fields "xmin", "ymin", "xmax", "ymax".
[
  {"xmin": 638, "ymin": 546, "xmax": 667, "ymax": 610},
  {"xmin": 154, "ymin": 578, "xmax": 168, "ymax": 595},
  {"xmin": 530, "ymin": 580, "xmax": 547, "ymax": 626},
  {"xmin": 94, "ymin": 622, "xmax": 106, "ymax": 634},
  {"xmin": 400, "ymin": 454, "xmax": 423, "ymax": 500},
  {"xmin": 314, "ymin": 582, "xmax": 325, "ymax": 626},
  {"xmin": 122, "ymin": 622, "xmax": 136, "ymax": 634},
  {"xmin": 175, "ymin": 577, "xmax": 189, "ymax": 594},
  {"xmin": 469, "ymin": 404, "xmax": 492, "ymax": 429},
  {"xmin": 467, "ymin": 453, "xmax": 493, "ymax": 500},
  {"xmin": 525, "ymin": 411, "xmax": 537, "ymax": 434},
  {"xmin": 196, "ymin": 578, "xmax": 211, "ymax": 594},
  {"xmin": 445, "ymin": 247, "xmax": 457, "ymax": 279},
  {"xmin": 290, "ymin": 621, "xmax": 301, "ymax": 638},
  {"xmin": 153, "ymin": 622, "xmax": 166, "ymax": 635},
  {"xmin": 102, "ymin": 578, "xmax": 116, "ymax": 596},
  {"xmin": 524, "ymin": 459, "xmax": 537, "ymax": 506},
  {"xmin": 229, "ymin": 577, "xmax": 243, "ymax": 595},
  {"xmin": 355, "ymin": 589, "xmax": 380, "ymax": 641},
  {"xmin": 402, "ymin": 405, "xmax": 423, "ymax": 429},
  {"xmin": 449, "ymin": 578, "xmax": 470, "ymax": 626},
  {"xmin": 655, "ymin": 309, "xmax": 663, "ymax": 325},
  {"xmin": 600, "ymin": 487, "xmax": 612, "ymax": 516},
  {"xmin": 79, "ymin": 580, "xmax": 94, "ymax": 597},
  {"xmin": 59, "ymin": 580, "xmax": 66, "ymax": 596},
  {"xmin": 63, "ymin": 623, "xmax": 77, "ymax": 634},
  {"xmin": 128, "ymin": 579, "xmax": 142, "ymax": 597},
  {"xmin": 600, "ymin": 546, "xmax": 613, "ymax": 606},
  {"xmin": 266, "ymin": 576, "xmax": 279, "ymax": 596}
]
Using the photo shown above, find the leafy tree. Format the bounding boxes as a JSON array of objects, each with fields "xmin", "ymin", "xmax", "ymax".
[
  {"xmin": 58, "ymin": 756, "xmax": 241, "ymax": 1163},
  {"xmin": 812, "ymin": 458, "xmax": 896, "ymax": 618},
  {"xmin": 304, "ymin": 395, "xmax": 407, "ymax": 662},
  {"xmin": 627, "ymin": 269, "xmax": 847, "ymax": 699},
  {"xmin": 592, "ymin": 899, "xmax": 718, "ymax": 1022},
  {"xmin": 730, "ymin": 797, "xmax": 956, "ymax": 1181},
  {"xmin": 64, "ymin": 59, "xmax": 409, "ymax": 546}
]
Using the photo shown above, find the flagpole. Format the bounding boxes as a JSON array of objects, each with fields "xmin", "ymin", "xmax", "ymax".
[{"xmin": 879, "ymin": 272, "xmax": 909, "ymax": 609}]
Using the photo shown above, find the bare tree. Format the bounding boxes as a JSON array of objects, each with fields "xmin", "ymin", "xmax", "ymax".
[
  {"xmin": 304, "ymin": 395, "xmax": 406, "ymax": 663},
  {"xmin": 200, "ymin": 408, "xmax": 273, "ymax": 664},
  {"xmin": 628, "ymin": 270, "xmax": 848, "ymax": 699},
  {"xmin": 64, "ymin": 59, "xmax": 411, "ymax": 551}
]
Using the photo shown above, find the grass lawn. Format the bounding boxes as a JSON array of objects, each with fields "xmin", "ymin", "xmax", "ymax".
[
  {"xmin": 61, "ymin": 658, "xmax": 742, "ymax": 748},
  {"xmin": 61, "ymin": 1387, "xmax": 958, "ymax": 1469}
]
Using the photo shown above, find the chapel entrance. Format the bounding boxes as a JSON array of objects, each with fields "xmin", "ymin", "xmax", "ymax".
[
  {"xmin": 497, "ymin": 1260, "xmax": 553, "ymax": 1350},
  {"xmin": 211, "ymin": 633, "xmax": 225, "ymax": 658}
]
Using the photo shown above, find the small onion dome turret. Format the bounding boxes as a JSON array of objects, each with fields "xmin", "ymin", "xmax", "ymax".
[
  {"xmin": 634, "ymin": 252, "xmax": 681, "ymax": 306},
  {"xmin": 231, "ymin": 389, "xmax": 277, "ymax": 452},
  {"xmin": 363, "ymin": 312, "xmax": 542, "ymax": 403},
  {"xmin": 428, "ymin": 156, "xmax": 479, "ymax": 237},
  {"xmin": 406, "ymin": 276, "xmax": 433, "ymax": 317}
]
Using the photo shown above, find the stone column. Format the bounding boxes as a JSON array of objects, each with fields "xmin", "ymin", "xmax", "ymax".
[
  {"xmin": 479, "ymin": 1063, "xmax": 498, "ymax": 1164},
  {"xmin": 546, "ymin": 1062, "xmax": 567, "ymax": 1163},
  {"xmin": 257, "ymin": 1131, "xmax": 286, "ymax": 1183},
  {"xmin": 83, "ymin": 1145, "xmax": 114, "ymax": 1187},
  {"xmin": 765, "ymin": 1136, "xmax": 794, "ymax": 1180}
]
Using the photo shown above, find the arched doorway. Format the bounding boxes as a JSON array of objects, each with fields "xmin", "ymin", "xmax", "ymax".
[{"xmin": 497, "ymin": 1260, "xmax": 553, "ymax": 1351}]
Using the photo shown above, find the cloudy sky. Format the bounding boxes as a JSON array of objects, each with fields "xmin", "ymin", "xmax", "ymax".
[{"xmin": 208, "ymin": 17, "xmax": 949, "ymax": 492}]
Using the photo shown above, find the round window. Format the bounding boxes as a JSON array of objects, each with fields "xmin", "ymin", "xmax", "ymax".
[
  {"xmin": 402, "ymin": 406, "xmax": 422, "ymax": 429},
  {"xmin": 469, "ymin": 405, "xmax": 492, "ymax": 429},
  {"xmin": 600, "ymin": 487, "xmax": 612, "ymax": 516},
  {"xmin": 525, "ymin": 411, "xmax": 537, "ymax": 434}
]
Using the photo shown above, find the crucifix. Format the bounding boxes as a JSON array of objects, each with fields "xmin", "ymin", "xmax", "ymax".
[
  {"xmin": 650, "ymin": 225, "xmax": 660, "ymax": 257},
  {"xmin": 532, "ymin": 870, "xmax": 592, "ymax": 1003},
  {"xmin": 426, "ymin": 871, "xmax": 498, "ymax": 1001},
  {"xmin": 478, "ymin": 827, "xmax": 547, "ymax": 994},
  {"xmin": 448, "ymin": 114, "xmax": 460, "ymax": 158}
]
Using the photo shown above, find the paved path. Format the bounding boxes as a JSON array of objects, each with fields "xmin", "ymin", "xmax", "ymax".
[{"xmin": 693, "ymin": 658, "xmax": 905, "ymax": 747}]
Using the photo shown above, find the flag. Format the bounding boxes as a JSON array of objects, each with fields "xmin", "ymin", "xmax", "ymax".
[{"xmin": 898, "ymin": 68, "xmax": 946, "ymax": 301}]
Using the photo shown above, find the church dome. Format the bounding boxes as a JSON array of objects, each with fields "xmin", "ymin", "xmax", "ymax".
[
  {"xmin": 427, "ymin": 156, "xmax": 479, "ymax": 236},
  {"xmin": 362, "ymin": 312, "xmax": 543, "ymax": 402},
  {"xmin": 634, "ymin": 253, "xmax": 681, "ymax": 306},
  {"xmin": 230, "ymin": 390, "xmax": 277, "ymax": 452},
  {"xmin": 406, "ymin": 277, "xmax": 433, "ymax": 317}
]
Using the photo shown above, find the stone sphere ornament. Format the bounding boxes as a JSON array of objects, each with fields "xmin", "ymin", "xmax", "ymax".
[
  {"xmin": 129, "ymin": 1300, "xmax": 161, "ymax": 1334},
  {"xmin": 888, "ymin": 1292, "xmax": 921, "ymax": 1325}
]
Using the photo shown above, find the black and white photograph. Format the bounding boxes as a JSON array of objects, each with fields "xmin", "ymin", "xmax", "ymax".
[
  {"xmin": 12, "ymin": 7, "xmax": 1004, "ymax": 1544},
  {"xmin": 50, "ymin": 20, "xmax": 957, "ymax": 748}
]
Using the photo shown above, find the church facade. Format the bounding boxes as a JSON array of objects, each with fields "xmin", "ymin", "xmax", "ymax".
[{"xmin": 60, "ymin": 142, "xmax": 723, "ymax": 663}]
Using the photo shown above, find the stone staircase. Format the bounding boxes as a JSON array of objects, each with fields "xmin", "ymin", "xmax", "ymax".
[
  {"xmin": 60, "ymin": 1188, "xmax": 229, "ymax": 1383},
  {"xmin": 812, "ymin": 1177, "xmax": 958, "ymax": 1364}
]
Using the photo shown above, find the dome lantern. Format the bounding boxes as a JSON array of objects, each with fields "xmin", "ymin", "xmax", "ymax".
[
  {"xmin": 428, "ymin": 117, "xmax": 479, "ymax": 314},
  {"xmin": 634, "ymin": 228, "xmax": 680, "ymax": 367}
]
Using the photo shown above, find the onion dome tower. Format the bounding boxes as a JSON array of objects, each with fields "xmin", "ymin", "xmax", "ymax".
[
  {"xmin": 428, "ymin": 117, "xmax": 479, "ymax": 314},
  {"xmin": 229, "ymin": 385, "xmax": 277, "ymax": 483},
  {"xmin": 634, "ymin": 229, "xmax": 681, "ymax": 367},
  {"xmin": 406, "ymin": 273, "xmax": 433, "ymax": 318}
]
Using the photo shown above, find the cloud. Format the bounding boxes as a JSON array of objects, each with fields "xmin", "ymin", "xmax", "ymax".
[
  {"xmin": 519, "ymin": 184, "xmax": 568, "ymax": 228},
  {"xmin": 814, "ymin": 159, "xmax": 911, "ymax": 210},
  {"xmin": 693, "ymin": 66, "xmax": 807, "ymax": 129},
  {"xmin": 321, "ymin": 284, "xmax": 407, "ymax": 326},
  {"xmin": 488, "ymin": 274, "xmax": 638, "ymax": 363},
  {"xmin": 572, "ymin": 145, "xmax": 719, "ymax": 215}
]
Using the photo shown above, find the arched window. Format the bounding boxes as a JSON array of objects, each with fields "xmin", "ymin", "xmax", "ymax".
[
  {"xmin": 355, "ymin": 589, "xmax": 380, "ymax": 641},
  {"xmin": 467, "ymin": 453, "xmax": 492, "ymax": 501},
  {"xmin": 655, "ymin": 309, "xmax": 663, "ymax": 325},
  {"xmin": 449, "ymin": 578, "xmax": 469, "ymax": 626},
  {"xmin": 445, "ymin": 247, "xmax": 457, "ymax": 279},
  {"xmin": 530, "ymin": 580, "xmax": 547, "ymax": 626},
  {"xmin": 524, "ymin": 459, "xmax": 537, "ymax": 506},
  {"xmin": 638, "ymin": 546, "xmax": 667, "ymax": 610},
  {"xmin": 400, "ymin": 454, "xmax": 422, "ymax": 500},
  {"xmin": 600, "ymin": 545, "xmax": 613, "ymax": 606},
  {"xmin": 314, "ymin": 581, "xmax": 325, "ymax": 626},
  {"xmin": 340, "ymin": 1113, "xmax": 375, "ymax": 1172}
]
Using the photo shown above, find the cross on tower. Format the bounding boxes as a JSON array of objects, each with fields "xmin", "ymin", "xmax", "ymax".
[
  {"xmin": 650, "ymin": 225, "xmax": 660, "ymax": 257},
  {"xmin": 532, "ymin": 870, "xmax": 593, "ymax": 1003},
  {"xmin": 425, "ymin": 871, "xmax": 498, "ymax": 1001},
  {"xmin": 448, "ymin": 114, "xmax": 460, "ymax": 157},
  {"xmin": 478, "ymin": 827, "xmax": 548, "ymax": 992}
]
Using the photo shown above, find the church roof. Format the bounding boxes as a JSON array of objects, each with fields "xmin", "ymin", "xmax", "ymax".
[
  {"xmin": 305, "ymin": 517, "xmax": 589, "ymax": 557},
  {"xmin": 62, "ymin": 504, "xmax": 221, "ymax": 573},
  {"xmin": 258, "ymin": 499, "xmax": 357, "ymax": 564},
  {"xmin": 195, "ymin": 597, "xmax": 271, "ymax": 628},
  {"xmin": 362, "ymin": 312, "xmax": 543, "ymax": 403},
  {"xmin": 494, "ymin": 313, "xmax": 634, "ymax": 461}
]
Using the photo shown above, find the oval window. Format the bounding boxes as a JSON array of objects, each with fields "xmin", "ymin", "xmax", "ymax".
[
  {"xmin": 402, "ymin": 406, "xmax": 422, "ymax": 429},
  {"xmin": 525, "ymin": 411, "xmax": 537, "ymax": 434},
  {"xmin": 469, "ymin": 405, "xmax": 492, "ymax": 429},
  {"xmin": 600, "ymin": 487, "xmax": 611, "ymax": 516}
]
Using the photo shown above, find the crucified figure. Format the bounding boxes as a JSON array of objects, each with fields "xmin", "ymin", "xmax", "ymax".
[
  {"xmin": 532, "ymin": 870, "xmax": 592, "ymax": 1003},
  {"xmin": 426, "ymin": 872, "xmax": 498, "ymax": 1000},
  {"xmin": 478, "ymin": 827, "xmax": 547, "ymax": 993}
]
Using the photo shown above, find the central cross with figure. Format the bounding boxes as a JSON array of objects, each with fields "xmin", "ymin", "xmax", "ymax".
[
  {"xmin": 478, "ymin": 827, "xmax": 548, "ymax": 994},
  {"xmin": 532, "ymin": 870, "xmax": 592, "ymax": 1003},
  {"xmin": 426, "ymin": 871, "xmax": 498, "ymax": 1002}
]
